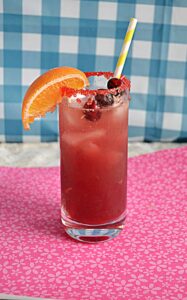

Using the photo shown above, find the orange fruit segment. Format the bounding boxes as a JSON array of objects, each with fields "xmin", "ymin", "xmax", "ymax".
[{"xmin": 22, "ymin": 66, "xmax": 89, "ymax": 130}]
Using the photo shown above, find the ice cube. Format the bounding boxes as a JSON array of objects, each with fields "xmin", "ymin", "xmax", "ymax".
[
  {"xmin": 80, "ymin": 141, "xmax": 100, "ymax": 158},
  {"xmin": 61, "ymin": 129, "xmax": 105, "ymax": 147}
]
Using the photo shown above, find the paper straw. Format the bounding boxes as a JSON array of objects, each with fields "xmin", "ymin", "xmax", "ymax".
[{"xmin": 114, "ymin": 18, "xmax": 137, "ymax": 78}]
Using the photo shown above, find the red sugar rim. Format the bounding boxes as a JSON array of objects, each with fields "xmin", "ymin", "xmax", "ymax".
[{"xmin": 61, "ymin": 71, "xmax": 130, "ymax": 98}]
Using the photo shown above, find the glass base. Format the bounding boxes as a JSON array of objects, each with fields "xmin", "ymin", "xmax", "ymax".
[
  {"xmin": 65, "ymin": 228, "xmax": 123, "ymax": 243},
  {"xmin": 61, "ymin": 213, "xmax": 126, "ymax": 243}
]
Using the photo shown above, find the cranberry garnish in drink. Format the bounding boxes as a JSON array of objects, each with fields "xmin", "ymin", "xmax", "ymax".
[
  {"xmin": 83, "ymin": 98, "xmax": 101, "ymax": 121},
  {"xmin": 95, "ymin": 93, "xmax": 114, "ymax": 107}
]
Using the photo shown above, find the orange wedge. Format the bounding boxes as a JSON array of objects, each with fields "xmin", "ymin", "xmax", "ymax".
[{"xmin": 22, "ymin": 66, "xmax": 89, "ymax": 130}]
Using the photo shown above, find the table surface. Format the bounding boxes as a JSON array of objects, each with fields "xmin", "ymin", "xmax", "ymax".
[
  {"xmin": 0, "ymin": 146, "xmax": 186, "ymax": 300},
  {"xmin": 0, "ymin": 142, "xmax": 186, "ymax": 167}
]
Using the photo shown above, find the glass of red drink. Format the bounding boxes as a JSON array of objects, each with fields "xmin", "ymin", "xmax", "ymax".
[{"xmin": 59, "ymin": 72, "xmax": 130, "ymax": 243}]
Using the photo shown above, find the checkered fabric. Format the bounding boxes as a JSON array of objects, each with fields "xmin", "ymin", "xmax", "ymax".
[{"xmin": 0, "ymin": 0, "xmax": 187, "ymax": 142}]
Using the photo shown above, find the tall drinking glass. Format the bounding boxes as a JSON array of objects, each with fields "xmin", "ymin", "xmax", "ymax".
[{"xmin": 59, "ymin": 72, "xmax": 130, "ymax": 243}]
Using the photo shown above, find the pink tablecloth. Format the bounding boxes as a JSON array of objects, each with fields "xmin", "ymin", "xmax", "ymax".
[{"xmin": 0, "ymin": 147, "xmax": 187, "ymax": 300}]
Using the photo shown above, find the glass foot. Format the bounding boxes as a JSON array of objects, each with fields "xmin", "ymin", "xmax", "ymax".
[{"xmin": 65, "ymin": 228, "xmax": 123, "ymax": 243}]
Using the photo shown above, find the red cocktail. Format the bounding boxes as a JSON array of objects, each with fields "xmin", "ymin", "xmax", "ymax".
[{"xmin": 59, "ymin": 72, "xmax": 130, "ymax": 242}]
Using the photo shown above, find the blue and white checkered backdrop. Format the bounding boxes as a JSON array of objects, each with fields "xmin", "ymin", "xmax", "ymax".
[{"xmin": 0, "ymin": 0, "xmax": 187, "ymax": 142}]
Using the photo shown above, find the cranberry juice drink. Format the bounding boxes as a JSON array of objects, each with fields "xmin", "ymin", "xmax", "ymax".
[{"xmin": 59, "ymin": 72, "xmax": 130, "ymax": 242}]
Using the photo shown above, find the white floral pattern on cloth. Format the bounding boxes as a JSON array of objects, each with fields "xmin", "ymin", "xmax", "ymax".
[{"xmin": 0, "ymin": 147, "xmax": 187, "ymax": 300}]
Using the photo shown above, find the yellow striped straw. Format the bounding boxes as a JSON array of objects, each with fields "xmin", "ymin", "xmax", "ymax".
[{"xmin": 114, "ymin": 18, "xmax": 137, "ymax": 78}]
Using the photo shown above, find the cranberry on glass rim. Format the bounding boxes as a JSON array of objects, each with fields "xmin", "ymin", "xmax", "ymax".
[{"xmin": 107, "ymin": 77, "xmax": 122, "ymax": 89}]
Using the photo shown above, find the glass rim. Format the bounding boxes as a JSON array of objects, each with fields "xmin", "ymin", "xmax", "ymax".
[
  {"xmin": 61, "ymin": 71, "xmax": 130, "ymax": 98},
  {"xmin": 61, "ymin": 96, "xmax": 129, "ymax": 113}
]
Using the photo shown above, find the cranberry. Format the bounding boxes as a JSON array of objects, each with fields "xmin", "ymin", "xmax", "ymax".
[
  {"xmin": 83, "ymin": 98, "xmax": 101, "ymax": 121},
  {"xmin": 107, "ymin": 78, "xmax": 122, "ymax": 89},
  {"xmin": 95, "ymin": 93, "xmax": 114, "ymax": 107}
]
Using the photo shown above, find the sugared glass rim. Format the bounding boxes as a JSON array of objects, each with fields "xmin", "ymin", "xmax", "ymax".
[{"xmin": 61, "ymin": 71, "xmax": 130, "ymax": 98}]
